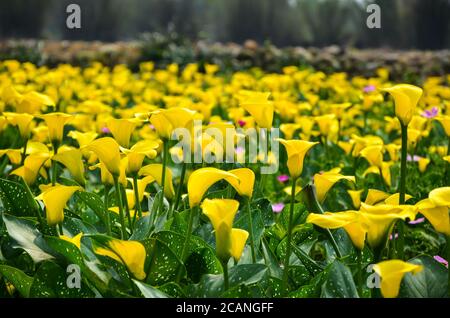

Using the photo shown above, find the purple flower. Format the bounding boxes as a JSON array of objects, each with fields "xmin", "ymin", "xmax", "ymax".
[
  {"xmin": 101, "ymin": 126, "xmax": 111, "ymax": 134},
  {"xmin": 271, "ymin": 203, "xmax": 285, "ymax": 213},
  {"xmin": 389, "ymin": 233, "xmax": 399, "ymax": 240},
  {"xmin": 408, "ymin": 217, "xmax": 425, "ymax": 225},
  {"xmin": 407, "ymin": 154, "xmax": 421, "ymax": 162},
  {"xmin": 363, "ymin": 85, "xmax": 376, "ymax": 93},
  {"xmin": 434, "ymin": 255, "xmax": 448, "ymax": 268},
  {"xmin": 277, "ymin": 174, "xmax": 289, "ymax": 183},
  {"xmin": 235, "ymin": 146, "xmax": 245, "ymax": 155},
  {"xmin": 421, "ymin": 107, "xmax": 439, "ymax": 119},
  {"xmin": 238, "ymin": 119, "xmax": 246, "ymax": 127}
]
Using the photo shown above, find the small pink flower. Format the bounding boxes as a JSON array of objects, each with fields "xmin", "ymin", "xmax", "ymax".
[
  {"xmin": 434, "ymin": 255, "xmax": 448, "ymax": 268},
  {"xmin": 363, "ymin": 85, "xmax": 376, "ymax": 93},
  {"xmin": 389, "ymin": 233, "xmax": 399, "ymax": 240},
  {"xmin": 407, "ymin": 154, "xmax": 421, "ymax": 162},
  {"xmin": 272, "ymin": 203, "xmax": 285, "ymax": 213},
  {"xmin": 277, "ymin": 174, "xmax": 289, "ymax": 183},
  {"xmin": 408, "ymin": 217, "xmax": 425, "ymax": 225},
  {"xmin": 235, "ymin": 146, "xmax": 245, "ymax": 155},
  {"xmin": 238, "ymin": 119, "xmax": 246, "ymax": 127},
  {"xmin": 101, "ymin": 127, "xmax": 111, "ymax": 134},
  {"xmin": 421, "ymin": 107, "xmax": 439, "ymax": 119},
  {"xmin": 149, "ymin": 124, "xmax": 155, "ymax": 130}
]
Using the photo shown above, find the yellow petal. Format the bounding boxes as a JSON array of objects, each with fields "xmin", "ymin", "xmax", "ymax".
[
  {"xmin": 227, "ymin": 168, "xmax": 255, "ymax": 198},
  {"xmin": 277, "ymin": 138, "xmax": 318, "ymax": 179},
  {"xmin": 85, "ymin": 137, "xmax": 121, "ymax": 176},
  {"xmin": 138, "ymin": 164, "xmax": 175, "ymax": 199},
  {"xmin": 39, "ymin": 112, "xmax": 73, "ymax": 142},
  {"xmin": 416, "ymin": 198, "xmax": 450, "ymax": 235},
  {"xmin": 429, "ymin": 187, "xmax": 450, "ymax": 207},
  {"xmin": 52, "ymin": 148, "xmax": 85, "ymax": 185},
  {"xmin": 230, "ymin": 228, "xmax": 249, "ymax": 262},
  {"xmin": 314, "ymin": 171, "xmax": 355, "ymax": 203},
  {"xmin": 36, "ymin": 185, "xmax": 82, "ymax": 225},
  {"xmin": 383, "ymin": 84, "xmax": 423, "ymax": 126},
  {"xmin": 348, "ymin": 190, "xmax": 363, "ymax": 209},
  {"xmin": 59, "ymin": 232, "xmax": 83, "ymax": 249},
  {"xmin": 365, "ymin": 189, "xmax": 390, "ymax": 205},
  {"xmin": 360, "ymin": 145, "xmax": 383, "ymax": 169},
  {"xmin": 107, "ymin": 118, "xmax": 138, "ymax": 148},
  {"xmin": 240, "ymin": 91, "xmax": 274, "ymax": 129}
]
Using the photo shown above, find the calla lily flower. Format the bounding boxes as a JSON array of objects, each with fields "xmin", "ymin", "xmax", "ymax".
[
  {"xmin": 93, "ymin": 236, "xmax": 147, "ymax": 280},
  {"xmin": 121, "ymin": 140, "xmax": 159, "ymax": 175},
  {"xmin": 36, "ymin": 184, "xmax": 82, "ymax": 225},
  {"xmin": 0, "ymin": 149, "xmax": 22, "ymax": 165},
  {"xmin": 277, "ymin": 138, "xmax": 318, "ymax": 179},
  {"xmin": 373, "ymin": 260, "xmax": 423, "ymax": 298},
  {"xmin": 106, "ymin": 117, "xmax": 138, "ymax": 148},
  {"xmin": 360, "ymin": 145, "xmax": 383, "ymax": 169},
  {"xmin": 187, "ymin": 167, "xmax": 239, "ymax": 207},
  {"xmin": 11, "ymin": 152, "xmax": 51, "ymax": 185},
  {"xmin": 348, "ymin": 189, "xmax": 363, "ymax": 209},
  {"xmin": 429, "ymin": 187, "xmax": 450, "ymax": 207},
  {"xmin": 313, "ymin": 168, "xmax": 355, "ymax": 203},
  {"xmin": 363, "ymin": 161, "xmax": 392, "ymax": 187},
  {"xmin": 68, "ymin": 130, "xmax": 99, "ymax": 148},
  {"xmin": 18, "ymin": 91, "xmax": 55, "ymax": 114},
  {"xmin": 39, "ymin": 112, "xmax": 73, "ymax": 143},
  {"xmin": 240, "ymin": 91, "xmax": 274, "ymax": 129},
  {"xmin": 60, "ymin": 232, "xmax": 83, "ymax": 249},
  {"xmin": 415, "ymin": 198, "xmax": 450, "ymax": 235},
  {"xmin": 315, "ymin": 114, "xmax": 336, "ymax": 137},
  {"xmin": 138, "ymin": 164, "xmax": 175, "ymax": 199},
  {"xmin": 365, "ymin": 189, "xmax": 390, "ymax": 205},
  {"xmin": 383, "ymin": 84, "xmax": 423, "ymax": 126},
  {"xmin": 85, "ymin": 137, "xmax": 122, "ymax": 176},
  {"xmin": 52, "ymin": 147, "xmax": 85, "ymax": 185},
  {"xmin": 201, "ymin": 198, "xmax": 249, "ymax": 262},
  {"xmin": 435, "ymin": 116, "xmax": 450, "ymax": 137},
  {"xmin": 384, "ymin": 193, "xmax": 413, "ymax": 205},
  {"xmin": 227, "ymin": 168, "xmax": 255, "ymax": 198},
  {"xmin": 4, "ymin": 112, "xmax": 34, "ymax": 138},
  {"xmin": 149, "ymin": 107, "xmax": 196, "ymax": 140}
]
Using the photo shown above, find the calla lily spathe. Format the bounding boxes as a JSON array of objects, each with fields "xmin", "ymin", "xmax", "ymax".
[
  {"xmin": 373, "ymin": 260, "xmax": 423, "ymax": 298},
  {"xmin": 39, "ymin": 112, "xmax": 73, "ymax": 143},
  {"xmin": 4, "ymin": 112, "xmax": 34, "ymax": 138},
  {"xmin": 313, "ymin": 168, "xmax": 355, "ymax": 203},
  {"xmin": 11, "ymin": 152, "xmax": 51, "ymax": 185},
  {"xmin": 383, "ymin": 84, "xmax": 423, "ymax": 126},
  {"xmin": 52, "ymin": 147, "xmax": 85, "ymax": 185},
  {"xmin": 36, "ymin": 184, "xmax": 82, "ymax": 225},
  {"xmin": 60, "ymin": 232, "xmax": 83, "ymax": 249},
  {"xmin": 122, "ymin": 140, "xmax": 159, "ymax": 175},
  {"xmin": 107, "ymin": 117, "xmax": 138, "ymax": 148},
  {"xmin": 149, "ymin": 107, "xmax": 196, "ymax": 140},
  {"xmin": 226, "ymin": 168, "xmax": 255, "ymax": 198},
  {"xmin": 138, "ymin": 164, "xmax": 175, "ymax": 199},
  {"xmin": 85, "ymin": 137, "xmax": 122, "ymax": 176},
  {"xmin": 277, "ymin": 138, "xmax": 318, "ymax": 179},
  {"xmin": 240, "ymin": 91, "xmax": 274, "ymax": 129}
]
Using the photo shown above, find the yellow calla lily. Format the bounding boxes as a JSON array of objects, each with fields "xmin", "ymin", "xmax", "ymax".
[
  {"xmin": 52, "ymin": 148, "xmax": 85, "ymax": 185},
  {"xmin": 417, "ymin": 157, "xmax": 430, "ymax": 173},
  {"xmin": 415, "ymin": 198, "xmax": 450, "ymax": 236},
  {"xmin": 307, "ymin": 211, "xmax": 367, "ymax": 250},
  {"xmin": 11, "ymin": 152, "xmax": 51, "ymax": 185},
  {"xmin": 36, "ymin": 185, "xmax": 82, "ymax": 225},
  {"xmin": 94, "ymin": 238, "xmax": 147, "ymax": 280},
  {"xmin": 383, "ymin": 84, "xmax": 423, "ymax": 126},
  {"xmin": 360, "ymin": 145, "xmax": 383, "ymax": 169},
  {"xmin": 384, "ymin": 193, "xmax": 413, "ymax": 205},
  {"xmin": 39, "ymin": 112, "xmax": 73, "ymax": 142},
  {"xmin": 313, "ymin": 169, "xmax": 355, "ymax": 203},
  {"xmin": 429, "ymin": 187, "xmax": 450, "ymax": 207},
  {"xmin": 122, "ymin": 140, "xmax": 159, "ymax": 175},
  {"xmin": 138, "ymin": 163, "xmax": 175, "ymax": 199},
  {"xmin": 365, "ymin": 189, "xmax": 390, "ymax": 205},
  {"xmin": 4, "ymin": 112, "xmax": 34, "ymax": 138},
  {"xmin": 240, "ymin": 91, "xmax": 273, "ymax": 129},
  {"xmin": 201, "ymin": 198, "xmax": 248, "ymax": 262},
  {"xmin": 85, "ymin": 137, "xmax": 122, "ymax": 176},
  {"xmin": 373, "ymin": 260, "xmax": 423, "ymax": 298},
  {"xmin": 68, "ymin": 130, "xmax": 99, "ymax": 148},
  {"xmin": 277, "ymin": 138, "xmax": 319, "ymax": 179},
  {"xmin": 89, "ymin": 157, "xmax": 128, "ymax": 187},
  {"xmin": 0, "ymin": 149, "xmax": 22, "ymax": 165},
  {"xmin": 435, "ymin": 116, "xmax": 450, "ymax": 137},
  {"xmin": 227, "ymin": 168, "xmax": 255, "ymax": 198},
  {"xmin": 18, "ymin": 91, "xmax": 55, "ymax": 114},
  {"xmin": 106, "ymin": 117, "xmax": 138, "ymax": 148},
  {"xmin": 187, "ymin": 167, "xmax": 239, "ymax": 207},
  {"xmin": 59, "ymin": 232, "xmax": 83, "ymax": 249},
  {"xmin": 348, "ymin": 189, "xmax": 363, "ymax": 209},
  {"xmin": 149, "ymin": 107, "xmax": 196, "ymax": 140}
]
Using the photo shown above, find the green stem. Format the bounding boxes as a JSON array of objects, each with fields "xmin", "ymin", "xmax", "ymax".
[
  {"xmin": 281, "ymin": 180, "xmax": 297, "ymax": 297},
  {"xmin": 447, "ymin": 235, "xmax": 450, "ymax": 298},
  {"xmin": 113, "ymin": 175, "xmax": 127, "ymax": 239},
  {"xmin": 58, "ymin": 223, "xmax": 63, "ymax": 236},
  {"xmin": 20, "ymin": 138, "xmax": 28, "ymax": 166},
  {"xmin": 172, "ymin": 162, "xmax": 187, "ymax": 214},
  {"xmin": 397, "ymin": 123, "xmax": 408, "ymax": 260},
  {"xmin": 175, "ymin": 205, "xmax": 197, "ymax": 283},
  {"xmin": 122, "ymin": 185, "xmax": 133, "ymax": 234},
  {"xmin": 51, "ymin": 161, "xmax": 57, "ymax": 186},
  {"xmin": 357, "ymin": 249, "xmax": 363, "ymax": 297},
  {"xmin": 132, "ymin": 175, "xmax": 143, "ymax": 219},
  {"xmin": 159, "ymin": 140, "xmax": 169, "ymax": 214},
  {"xmin": 104, "ymin": 184, "xmax": 112, "ymax": 236},
  {"xmin": 222, "ymin": 260, "xmax": 229, "ymax": 291},
  {"xmin": 378, "ymin": 167, "xmax": 387, "ymax": 191},
  {"xmin": 246, "ymin": 199, "xmax": 256, "ymax": 263}
]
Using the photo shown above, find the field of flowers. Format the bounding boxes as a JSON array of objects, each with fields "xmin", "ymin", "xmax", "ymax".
[{"xmin": 0, "ymin": 59, "xmax": 449, "ymax": 298}]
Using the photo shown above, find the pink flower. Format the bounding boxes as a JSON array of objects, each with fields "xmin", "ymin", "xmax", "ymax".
[
  {"xmin": 271, "ymin": 203, "xmax": 285, "ymax": 213},
  {"xmin": 421, "ymin": 107, "xmax": 439, "ymax": 119},
  {"xmin": 238, "ymin": 119, "xmax": 246, "ymax": 127},
  {"xmin": 408, "ymin": 217, "xmax": 425, "ymax": 225},
  {"xmin": 363, "ymin": 85, "xmax": 376, "ymax": 93},
  {"xmin": 277, "ymin": 174, "xmax": 289, "ymax": 183},
  {"xmin": 389, "ymin": 233, "xmax": 399, "ymax": 240},
  {"xmin": 434, "ymin": 255, "xmax": 448, "ymax": 268},
  {"xmin": 101, "ymin": 127, "xmax": 111, "ymax": 134},
  {"xmin": 407, "ymin": 154, "xmax": 421, "ymax": 162}
]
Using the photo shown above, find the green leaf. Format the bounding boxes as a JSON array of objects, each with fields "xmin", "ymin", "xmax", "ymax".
[
  {"xmin": 261, "ymin": 238, "xmax": 283, "ymax": 279},
  {"xmin": 291, "ymin": 243, "xmax": 324, "ymax": 276},
  {"xmin": 2, "ymin": 214, "xmax": 54, "ymax": 263},
  {"xmin": 0, "ymin": 178, "xmax": 37, "ymax": 217},
  {"xmin": 399, "ymin": 255, "xmax": 448, "ymax": 298},
  {"xmin": 29, "ymin": 261, "xmax": 94, "ymax": 297},
  {"xmin": 76, "ymin": 191, "xmax": 106, "ymax": 224},
  {"xmin": 133, "ymin": 279, "xmax": 169, "ymax": 298},
  {"xmin": 0, "ymin": 264, "xmax": 33, "ymax": 297},
  {"xmin": 320, "ymin": 260, "xmax": 359, "ymax": 298}
]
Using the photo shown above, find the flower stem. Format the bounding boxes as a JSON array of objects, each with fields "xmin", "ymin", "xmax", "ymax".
[
  {"xmin": 222, "ymin": 259, "xmax": 229, "ymax": 292},
  {"xmin": 51, "ymin": 161, "xmax": 57, "ymax": 186},
  {"xmin": 447, "ymin": 235, "xmax": 450, "ymax": 298},
  {"xmin": 104, "ymin": 184, "xmax": 112, "ymax": 236},
  {"xmin": 113, "ymin": 175, "xmax": 127, "ymax": 239},
  {"xmin": 397, "ymin": 123, "xmax": 408, "ymax": 260},
  {"xmin": 175, "ymin": 205, "xmax": 197, "ymax": 283},
  {"xmin": 159, "ymin": 140, "xmax": 169, "ymax": 214},
  {"xmin": 20, "ymin": 138, "xmax": 28, "ymax": 166},
  {"xmin": 357, "ymin": 249, "xmax": 363, "ymax": 297},
  {"xmin": 281, "ymin": 179, "xmax": 296, "ymax": 297},
  {"xmin": 132, "ymin": 175, "xmax": 143, "ymax": 219},
  {"xmin": 246, "ymin": 199, "xmax": 256, "ymax": 263},
  {"xmin": 172, "ymin": 162, "xmax": 187, "ymax": 214}
]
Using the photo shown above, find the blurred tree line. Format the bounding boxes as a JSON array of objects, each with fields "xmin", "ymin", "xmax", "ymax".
[{"xmin": 0, "ymin": 0, "xmax": 449, "ymax": 49}]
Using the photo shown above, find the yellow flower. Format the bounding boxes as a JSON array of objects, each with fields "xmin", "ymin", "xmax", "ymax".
[
  {"xmin": 187, "ymin": 167, "xmax": 239, "ymax": 207},
  {"xmin": 277, "ymin": 138, "xmax": 318, "ymax": 179},
  {"xmin": 384, "ymin": 193, "xmax": 413, "ymax": 205},
  {"xmin": 59, "ymin": 233, "xmax": 83, "ymax": 249},
  {"xmin": 39, "ymin": 112, "xmax": 73, "ymax": 142},
  {"xmin": 360, "ymin": 145, "xmax": 383, "ymax": 169},
  {"xmin": 52, "ymin": 147, "xmax": 85, "ymax": 185},
  {"xmin": 36, "ymin": 185, "xmax": 82, "ymax": 225},
  {"xmin": 307, "ymin": 211, "xmax": 367, "ymax": 250},
  {"xmin": 429, "ymin": 187, "xmax": 450, "ymax": 207},
  {"xmin": 201, "ymin": 199, "xmax": 249, "ymax": 262},
  {"xmin": 4, "ymin": 112, "xmax": 34, "ymax": 138},
  {"xmin": 373, "ymin": 260, "xmax": 423, "ymax": 298},
  {"xmin": 85, "ymin": 137, "xmax": 122, "ymax": 176},
  {"xmin": 0, "ymin": 149, "xmax": 22, "ymax": 165},
  {"xmin": 435, "ymin": 116, "xmax": 450, "ymax": 137},
  {"xmin": 239, "ymin": 91, "xmax": 274, "ymax": 129},
  {"xmin": 68, "ymin": 131, "xmax": 99, "ymax": 148},
  {"xmin": 348, "ymin": 189, "xmax": 363, "ymax": 209},
  {"xmin": 383, "ymin": 84, "xmax": 423, "ymax": 126},
  {"xmin": 417, "ymin": 157, "xmax": 430, "ymax": 173},
  {"xmin": 148, "ymin": 107, "xmax": 196, "ymax": 140},
  {"xmin": 11, "ymin": 152, "xmax": 51, "ymax": 185},
  {"xmin": 415, "ymin": 198, "xmax": 450, "ymax": 236},
  {"xmin": 315, "ymin": 114, "xmax": 336, "ymax": 137},
  {"xmin": 365, "ymin": 189, "xmax": 390, "ymax": 205},
  {"xmin": 122, "ymin": 140, "xmax": 159, "ymax": 175},
  {"xmin": 106, "ymin": 117, "xmax": 138, "ymax": 148},
  {"xmin": 18, "ymin": 91, "xmax": 55, "ymax": 113},
  {"xmin": 89, "ymin": 158, "xmax": 127, "ymax": 187},
  {"xmin": 94, "ymin": 237, "xmax": 147, "ymax": 280},
  {"xmin": 280, "ymin": 123, "xmax": 300, "ymax": 140},
  {"xmin": 226, "ymin": 168, "xmax": 255, "ymax": 198},
  {"xmin": 138, "ymin": 164, "xmax": 175, "ymax": 199},
  {"xmin": 313, "ymin": 168, "xmax": 355, "ymax": 203}
]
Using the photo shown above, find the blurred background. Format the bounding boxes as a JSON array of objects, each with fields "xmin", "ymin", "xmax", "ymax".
[{"xmin": 0, "ymin": 0, "xmax": 449, "ymax": 49}]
